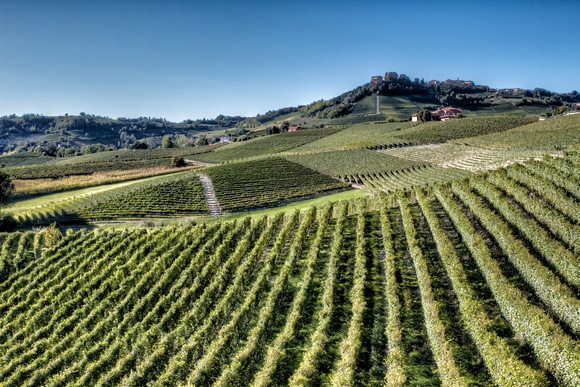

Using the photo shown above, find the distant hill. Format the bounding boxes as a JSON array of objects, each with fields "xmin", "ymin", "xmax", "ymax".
[{"xmin": 2, "ymin": 73, "xmax": 578, "ymax": 155}]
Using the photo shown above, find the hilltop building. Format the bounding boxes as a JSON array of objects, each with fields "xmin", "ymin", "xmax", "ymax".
[
  {"xmin": 372, "ymin": 73, "xmax": 474, "ymax": 87},
  {"xmin": 370, "ymin": 76, "xmax": 383, "ymax": 84},
  {"xmin": 427, "ymin": 80, "xmax": 443, "ymax": 85},
  {"xmin": 445, "ymin": 78, "xmax": 474, "ymax": 86}
]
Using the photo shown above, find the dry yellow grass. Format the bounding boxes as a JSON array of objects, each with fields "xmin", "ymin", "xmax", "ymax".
[{"xmin": 13, "ymin": 166, "xmax": 197, "ymax": 197}]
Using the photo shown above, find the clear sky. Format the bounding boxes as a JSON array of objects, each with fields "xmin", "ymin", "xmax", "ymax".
[{"xmin": 1, "ymin": 0, "xmax": 578, "ymax": 122}]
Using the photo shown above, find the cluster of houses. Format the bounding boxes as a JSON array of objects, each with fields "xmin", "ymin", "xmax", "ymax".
[
  {"xmin": 427, "ymin": 79, "xmax": 474, "ymax": 87},
  {"xmin": 411, "ymin": 107, "xmax": 463, "ymax": 122},
  {"xmin": 370, "ymin": 72, "xmax": 475, "ymax": 87}
]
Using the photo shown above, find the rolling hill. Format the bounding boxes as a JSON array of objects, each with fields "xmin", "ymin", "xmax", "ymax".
[{"xmin": 0, "ymin": 75, "xmax": 579, "ymax": 386}]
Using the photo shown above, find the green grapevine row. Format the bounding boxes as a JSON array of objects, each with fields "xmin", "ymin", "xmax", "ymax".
[
  {"xmin": 288, "ymin": 204, "xmax": 348, "ymax": 386},
  {"xmin": 438, "ymin": 185, "xmax": 580, "ymax": 385},
  {"xmin": 398, "ymin": 193, "xmax": 465, "ymax": 386},
  {"xmin": 419, "ymin": 188, "xmax": 546, "ymax": 386}
]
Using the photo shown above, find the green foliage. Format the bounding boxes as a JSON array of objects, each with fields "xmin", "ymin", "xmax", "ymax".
[
  {"xmin": 389, "ymin": 115, "xmax": 537, "ymax": 144},
  {"xmin": 170, "ymin": 155, "xmax": 186, "ymax": 167},
  {"xmin": 0, "ymin": 171, "xmax": 14, "ymax": 207},
  {"xmin": 398, "ymin": 194, "xmax": 465, "ymax": 386},
  {"xmin": 5, "ymin": 159, "xmax": 174, "ymax": 180},
  {"xmin": 8, "ymin": 171, "xmax": 202, "ymax": 226},
  {"xmin": 74, "ymin": 175, "xmax": 209, "ymax": 220},
  {"xmin": 205, "ymin": 157, "xmax": 349, "ymax": 211},
  {"xmin": 162, "ymin": 135, "xmax": 174, "ymax": 149},
  {"xmin": 292, "ymin": 121, "xmax": 415, "ymax": 151},
  {"xmin": 195, "ymin": 134, "xmax": 209, "ymax": 146},
  {"xmin": 289, "ymin": 149, "xmax": 424, "ymax": 177},
  {"xmin": 0, "ymin": 141, "xmax": 579, "ymax": 387},
  {"xmin": 355, "ymin": 165, "xmax": 471, "ymax": 194},
  {"xmin": 458, "ymin": 113, "xmax": 580, "ymax": 149},
  {"xmin": 195, "ymin": 127, "xmax": 344, "ymax": 163}
]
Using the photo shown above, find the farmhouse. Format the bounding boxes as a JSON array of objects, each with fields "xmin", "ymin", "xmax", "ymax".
[
  {"xmin": 432, "ymin": 107, "xmax": 462, "ymax": 121},
  {"xmin": 288, "ymin": 125, "xmax": 305, "ymax": 132},
  {"xmin": 220, "ymin": 133, "xmax": 232, "ymax": 143},
  {"xmin": 411, "ymin": 107, "xmax": 462, "ymax": 122}
]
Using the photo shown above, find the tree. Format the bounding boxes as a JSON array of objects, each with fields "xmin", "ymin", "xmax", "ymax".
[
  {"xmin": 130, "ymin": 142, "xmax": 148, "ymax": 150},
  {"xmin": 195, "ymin": 134, "xmax": 209, "ymax": 146},
  {"xmin": 171, "ymin": 155, "xmax": 186, "ymax": 167},
  {"xmin": 0, "ymin": 171, "xmax": 14, "ymax": 208},
  {"xmin": 162, "ymin": 135, "xmax": 174, "ymax": 149}
]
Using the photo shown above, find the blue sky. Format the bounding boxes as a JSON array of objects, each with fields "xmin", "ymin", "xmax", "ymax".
[{"xmin": 1, "ymin": 0, "xmax": 578, "ymax": 122}]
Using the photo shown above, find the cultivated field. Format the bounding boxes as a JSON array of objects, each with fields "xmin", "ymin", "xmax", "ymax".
[
  {"xmin": 0, "ymin": 152, "xmax": 578, "ymax": 386},
  {"xmin": 288, "ymin": 149, "xmax": 424, "ymax": 177},
  {"xmin": 194, "ymin": 127, "xmax": 344, "ymax": 163},
  {"xmin": 0, "ymin": 112, "xmax": 579, "ymax": 386},
  {"xmin": 380, "ymin": 143, "xmax": 563, "ymax": 172},
  {"xmin": 204, "ymin": 157, "xmax": 350, "ymax": 211}
]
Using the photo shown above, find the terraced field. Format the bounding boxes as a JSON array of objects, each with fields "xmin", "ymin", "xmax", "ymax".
[
  {"xmin": 380, "ymin": 143, "xmax": 563, "ymax": 172},
  {"xmin": 288, "ymin": 149, "xmax": 424, "ymax": 177},
  {"xmin": 194, "ymin": 127, "xmax": 344, "ymax": 163},
  {"xmin": 204, "ymin": 157, "xmax": 349, "ymax": 212},
  {"xmin": 0, "ymin": 152, "xmax": 578, "ymax": 386},
  {"xmin": 458, "ymin": 113, "xmax": 580, "ymax": 149},
  {"xmin": 293, "ymin": 116, "xmax": 536, "ymax": 152},
  {"xmin": 347, "ymin": 164, "xmax": 471, "ymax": 193},
  {"xmin": 6, "ymin": 171, "xmax": 205, "ymax": 226}
]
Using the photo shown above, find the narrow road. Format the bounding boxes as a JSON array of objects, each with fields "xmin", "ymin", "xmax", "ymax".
[
  {"xmin": 376, "ymin": 95, "xmax": 381, "ymax": 114},
  {"xmin": 197, "ymin": 173, "xmax": 222, "ymax": 216}
]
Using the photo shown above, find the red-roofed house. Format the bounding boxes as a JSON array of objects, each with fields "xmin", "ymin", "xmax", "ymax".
[
  {"xmin": 288, "ymin": 126, "xmax": 305, "ymax": 132},
  {"xmin": 432, "ymin": 107, "xmax": 462, "ymax": 121}
]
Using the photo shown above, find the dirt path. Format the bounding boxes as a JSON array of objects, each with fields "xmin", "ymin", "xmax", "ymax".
[
  {"xmin": 184, "ymin": 159, "xmax": 218, "ymax": 167},
  {"xmin": 197, "ymin": 173, "xmax": 221, "ymax": 216}
]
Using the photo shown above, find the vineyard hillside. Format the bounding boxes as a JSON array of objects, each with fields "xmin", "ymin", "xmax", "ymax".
[{"xmin": 0, "ymin": 150, "xmax": 579, "ymax": 386}]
